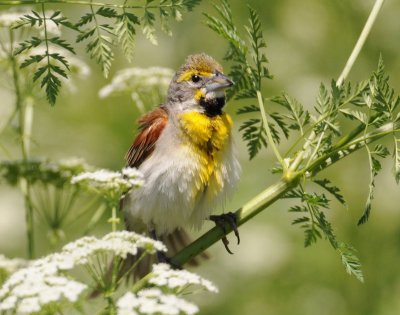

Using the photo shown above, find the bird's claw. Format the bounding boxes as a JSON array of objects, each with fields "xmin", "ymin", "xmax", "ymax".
[{"xmin": 209, "ymin": 212, "xmax": 240, "ymax": 254}]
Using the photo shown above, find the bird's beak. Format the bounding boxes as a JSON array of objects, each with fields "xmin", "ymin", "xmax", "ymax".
[{"xmin": 205, "ymin": 71, "xmax": 234, "ymax": 93}]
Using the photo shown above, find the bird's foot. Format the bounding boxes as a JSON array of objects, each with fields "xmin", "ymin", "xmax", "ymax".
[{"xmin": 209, "ymin": 212, "xmax": 240, "ymax": 254}]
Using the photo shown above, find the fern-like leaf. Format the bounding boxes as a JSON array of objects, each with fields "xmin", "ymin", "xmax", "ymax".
[
  {"xmin": 313, "ymin": 178, "xmax": 346, "ymax": 206},
  {"xmin": 339, "ymin": 243, "xmax": 364, "ymax": 282},
  {"xmin": 116, "ymin": 12, "xmax": 139, "ymax": 62},
  {"xmin": 239, "ymin": 118, "xmax": 267, "ymax": 159}
]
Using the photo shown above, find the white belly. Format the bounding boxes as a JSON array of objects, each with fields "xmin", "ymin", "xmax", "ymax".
[{"xmin": 124, "ymin": 124, "xmax": 241, "ymax": 235}]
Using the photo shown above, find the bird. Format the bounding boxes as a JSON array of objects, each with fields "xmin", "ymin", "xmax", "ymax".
[{"xmin": 122, "ymin": 53, "xmax": 241, "ymax": 274}]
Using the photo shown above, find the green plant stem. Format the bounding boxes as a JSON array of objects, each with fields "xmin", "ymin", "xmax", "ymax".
[
  {"xmin": 257, "ymin": 90, "xmax": 285, "ymax": 169},
  {"xmin": 172, "ymin": 120, "xmax": 399, "ymax": 266},
  {"xmin": 336, "ymin": 0, "xmax": 385, "ymax": 86},
  {"xmin": 108, "ymin": 204, "xmax": 119, "ymax": 232},
  {"xmin": 10, "ymin": 30, "xmax": 36, "ymax": 259}
]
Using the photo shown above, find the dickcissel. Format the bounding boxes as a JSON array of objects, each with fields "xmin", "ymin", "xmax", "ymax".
[{"xmin": 123, "ymin": 53, "xmax": 241, "ymax": 269}]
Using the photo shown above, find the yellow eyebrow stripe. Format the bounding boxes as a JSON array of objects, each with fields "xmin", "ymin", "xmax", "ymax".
[{"xmin": 177, "ymin": 69, "xmax": 213, "ymax": 82}]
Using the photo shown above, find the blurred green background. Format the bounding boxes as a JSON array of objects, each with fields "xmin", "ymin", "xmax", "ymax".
[{"xmin": 1, "ymin": 0, "xmax": 400, "ymax": 314}]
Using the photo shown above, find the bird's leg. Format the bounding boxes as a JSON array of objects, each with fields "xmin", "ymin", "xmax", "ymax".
[
  {"xmin": 149, "ymin": 229, "xmax": 181, "ymax": 269},
  {"xmin": 209, "ymin": 212, "xmax": 240, "ymax": 254}
]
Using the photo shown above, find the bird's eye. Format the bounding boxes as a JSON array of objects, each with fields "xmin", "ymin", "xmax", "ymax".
[{"xmin": 191, "ymin": 75, "xmax": 201, "ymax": 83}]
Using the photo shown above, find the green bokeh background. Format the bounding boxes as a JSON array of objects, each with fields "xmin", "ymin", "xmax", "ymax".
[{"xmin": 1, "ymin": 1, "xmax": 400, "ymax": 314}]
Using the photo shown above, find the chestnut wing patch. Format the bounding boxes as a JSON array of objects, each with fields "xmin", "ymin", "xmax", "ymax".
[{"xmin": 126, "ymin": 107, "xmax": 169, "ymax": 167}]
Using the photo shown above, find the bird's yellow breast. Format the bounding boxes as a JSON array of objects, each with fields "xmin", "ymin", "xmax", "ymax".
[{"xmin": 178, "ymin": 112, "xmax": 233, "ymax": 196}]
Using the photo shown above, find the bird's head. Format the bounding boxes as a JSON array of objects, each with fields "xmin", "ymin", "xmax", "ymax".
[{"xmin": 167, "ymin": 53, "xmax": 234, "ymax": 116}]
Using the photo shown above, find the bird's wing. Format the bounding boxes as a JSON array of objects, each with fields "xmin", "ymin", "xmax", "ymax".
[{"xmin": 125, "ymin": 106, "xmax": 169, "ymax": 167}]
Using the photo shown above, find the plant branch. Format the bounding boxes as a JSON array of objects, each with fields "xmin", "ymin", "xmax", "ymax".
[
  {"xmin": 336, "ymin": 0, "xmax": 385, "ymax": 86},
  {"xmin": 257, "ymin": 91, "xmax": 285, "ymax": 168}
]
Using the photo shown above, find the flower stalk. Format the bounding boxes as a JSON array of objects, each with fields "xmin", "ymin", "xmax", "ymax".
[{"xmin": 10, "ymin": 29, "xmax": 36, "ymax": 259}]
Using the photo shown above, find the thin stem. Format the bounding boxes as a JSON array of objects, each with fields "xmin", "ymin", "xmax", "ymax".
[
  {"xmin": 10, "ymin": 29, "xmax": 36, "ymax": 259},
  {"xmin": 257, "ymin": 90, "xmax": 285, "ymax": 168},
  {"xmin": 336, "ymin": 0, "xmax": 385, "ymax": 86}
]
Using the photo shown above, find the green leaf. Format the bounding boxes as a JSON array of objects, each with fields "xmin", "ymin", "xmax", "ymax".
[
  {"xmin": 304, "ymin": 226, "xmax": 321, "ymax": 247},
  {"xmin": 86, "ymin": 36, "xmax": 113, "ymax": 78},
  {"xmin": 236, "ymin": 104, "xmax": 259, "ymax": 115},
  {"xmin": 12, "ymin": 11, "xmax": 43, "ymax": 29},
  {"xmin": 14, "ymin": 37, "xmax": 42, "ymax": 55},
  {"xmin": 20, "ymin": 54, "xmax": 45, "ymax": 68},
  {"xmin": 182, "ymin": 0, "xmax": 202, "ymax": 11},
  {"xmin": 41, "ymin": 69, "xmax": 62, "ymax": 106},
  {"xmin": 49, "ymin": 53, "xmax": 70, "ymax": 70},
  {"xmin": 75, "ymin": 12, "xmax": 95, "ymax": 28},
  {"xmin": 292, "ymin": 216, "xmax": 309, "ymax": 225},
  {"xmin": 340, "ymin": 108, "xmax": 368, "ymax": 124},
  {"xmin": 239, "ymin": 118, "xmax": 267, "ymax": 159},
  {"xmin": 271, "ymin": 93, "xmax": 310, "ymax": 134},
  {"xmin": 142, "ymin": 8, "xmax": 158, "ymax": 45},
  {"xmin": 313, "ymin": 178, "xmax": 346, "ymax": 206},
  {"xmin": 76, "ymin": 27, "xmax": 96, "ymax": 43},
  {"xmin": 96, "ymin": 7, "xmax": 118, "ymax": 18},
  {"xmin": 49, "ymin": 37, "xmax": 76, "ymax": 54},
  {"xmin": 33, "ymin": 66, "xmax": 47, "ymax": 82},
  {"xmin": 50, "ymin": 11, "xmax": 79, "ymax": 31},
  {"xmin": 116, "ymin": 13, "xmax": 139, "ymax": 62},
  {"xmin": 357, "ymin": 145, "xmax": 388, "ymax": 225},
  {"xmin": 339, "ymin": 243, "xmax": 364, "ymax": 282},
  {"xmin": 270, "ymin": 112, "xmax": 289, "ymax": 139},
  {"xmin": 50, "ymin": 64, "xmax": 68, "ymax": 79},
  {"xmin": 288, "ymin": 205, "xmax": 308, "ymax": 212}
]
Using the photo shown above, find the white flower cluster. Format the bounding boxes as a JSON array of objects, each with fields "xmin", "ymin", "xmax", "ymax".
[
  {"xmin": 149, "ymin": 264, "xmax": 218, "ymax": 293},
  {"xmin": 99, "ymin": 67, "xmax": 173, "ymax": 112},
  {"xmin": 99, "ymin": 67, "xmax": 173, "ymax": 99},
  {"xmin": 117, "ymin": 289, "xmax": 199, "ymax": 315},
  {"xmin": 0, "ymin": 231, "xmax": 165, "ymax": 314},
  {"xmin": 0, "ymin": 12, "xmax": 26, "ymax": 27},
  {"xmin": 62, "ymin": 231, "xmax": 166, "ymax": 264},
  {"xmin": 0, "ymin": 255, "xmax": 27, "ymax": 277},
  {"xmin": 71, "ymin": 167, "xmax": 144, "ymax": 200},
  {"xmin": 0, "ymin": 254, "xmax": 87, "ymax": 314}
]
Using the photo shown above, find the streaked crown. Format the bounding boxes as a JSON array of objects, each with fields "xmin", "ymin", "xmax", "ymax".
[{"xmin": 176, "ymin": 53, "xmax": 223, "ymax": 82}]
